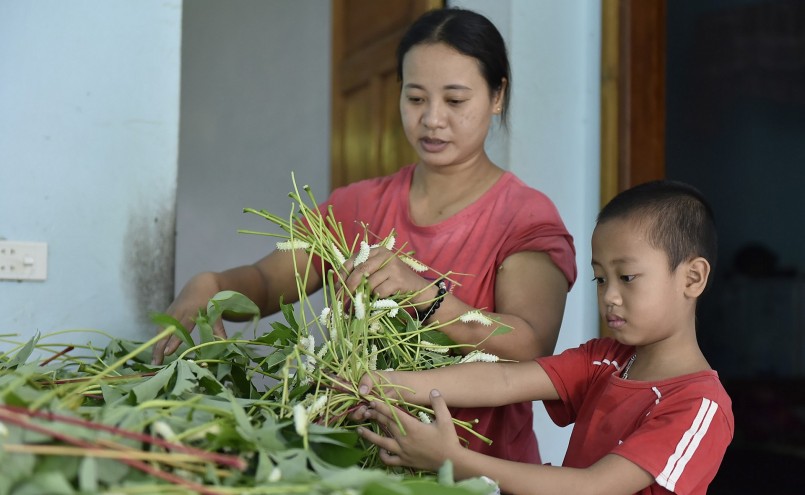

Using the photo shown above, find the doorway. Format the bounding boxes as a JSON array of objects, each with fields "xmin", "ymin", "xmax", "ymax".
[{"xmin": 620, "ymin": 0, "xmax": 805, "ymax": 494}]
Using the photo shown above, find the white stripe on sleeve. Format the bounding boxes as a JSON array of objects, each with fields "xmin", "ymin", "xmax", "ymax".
[{"xmin": 657, "ymin": 398, "xmax": 719, "ymax": 492}]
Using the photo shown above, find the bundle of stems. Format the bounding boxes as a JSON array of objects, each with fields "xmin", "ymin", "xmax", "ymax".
[{"xmin": 240, "ymin": 175, "xmax": 509, "ymax": 460}]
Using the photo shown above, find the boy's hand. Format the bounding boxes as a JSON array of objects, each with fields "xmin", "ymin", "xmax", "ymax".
[
  {"xmin": 356, "ymin": 389, "xmax": 461, "ymax": 471},
  {"xmin": 348, "ymin": 372, "xmax": 386, "ymax": 422}
]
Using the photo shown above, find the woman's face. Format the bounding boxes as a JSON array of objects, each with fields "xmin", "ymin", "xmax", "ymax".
[{"xmin": 400, "ymin": 42, "xmax": 503, "ymax": 170}]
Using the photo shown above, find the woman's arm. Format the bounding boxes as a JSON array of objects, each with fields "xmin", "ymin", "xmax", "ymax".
[
  {"xmin": 344, "ymin": 249, "xmax": 569, "ymax": 361},
  {"xmin": 153, "ymin": 248, "xmax": 322, "ymax": 364}
]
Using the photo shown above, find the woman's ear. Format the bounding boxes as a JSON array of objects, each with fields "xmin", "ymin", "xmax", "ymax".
[
  {"xmin": 684, "ymin": 257, "xmax": 711, "ymax": 298},
  {"xmin": 493, "ymin": 78, "xmax": 508, "ymax": 114}
]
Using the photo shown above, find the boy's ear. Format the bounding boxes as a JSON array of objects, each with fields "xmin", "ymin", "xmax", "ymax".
[{"xmin": 684, "ymin": 257, "xmax": 711, "ymax": 298}]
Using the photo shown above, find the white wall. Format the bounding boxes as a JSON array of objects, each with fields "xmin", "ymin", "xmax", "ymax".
[
  {"xmin": 452, "ymin": 0, "xmax": 601, "ymax": 466},
  {"xmin": 0, "ymin": 0, "xmax": 182, "ymax": 349}
]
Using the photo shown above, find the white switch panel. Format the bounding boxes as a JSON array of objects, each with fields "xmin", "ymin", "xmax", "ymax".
[{"xmin": 0, "ymin": 241, "xmax": 48, "ymax": 281}]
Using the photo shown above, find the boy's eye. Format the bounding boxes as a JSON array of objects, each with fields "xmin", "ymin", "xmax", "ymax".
[
  {"xmin": 620, "ymin": 275, "xmax": 636, "ymax": 282},
  {"xmin": 592, "ymin": 276, "xmax": 605, "ymax": 286}
]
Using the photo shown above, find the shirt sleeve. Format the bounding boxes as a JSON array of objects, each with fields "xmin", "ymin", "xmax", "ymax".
[
  {"xmin": 498, "ymin": 189, "xmax": 577, "ymax": 289},
  {"xmin": 613, "ymin": 391, "xmax": 733, "ymax": 495},
  {"xmin": 538, "ymin": 339, "xmax": 634, "ymax": 427}
]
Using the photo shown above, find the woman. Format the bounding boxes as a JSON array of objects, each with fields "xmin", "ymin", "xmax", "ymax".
[{"xmin": 154, "ymin": 7, "xmax": 576, "ymax": 463}]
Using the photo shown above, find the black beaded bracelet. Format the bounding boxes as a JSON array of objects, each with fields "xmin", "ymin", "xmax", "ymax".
[{"xmin": 416, "ymin": 278, "xmax": 447, "ymax": 323}]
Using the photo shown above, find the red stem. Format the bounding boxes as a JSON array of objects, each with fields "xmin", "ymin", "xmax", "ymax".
[
  {"xmin": 0, "ymin": 408, "xmax": 225, "ymax": 494},
  {"xmin": 40, "ymin": 346, "xmax": 74, "ymax": 366},
  {"xmin": 0, "ymin": 405, "xmax": 246, "ymax": 470}
]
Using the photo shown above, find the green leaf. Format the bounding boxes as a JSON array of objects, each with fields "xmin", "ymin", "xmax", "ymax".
[
  {"xmin": 150, "ymin": 312, "xmax": 194, "ymax": 348},
  {"xmin": 253, "ymin": 415, "xmax": 290, "ymax": 452},
  {"xmin": 489, "ymin": 325, "xmax": 512, "ymax": 337},
  {"xmin": 207, "ymin": 290, "xmax": 261, "ymax": 322},
  {"xmin": 422, "ymin": 330, "xmax": 457, "ymax": 347},
  {"xmin": 172, "ymin": 359, "xmax": 198, "ymax": 397},
  {"xmin": 279, "ymin": 300, "xmax": 299, "ymax": 332},
  {"xmin": 319, "ymin": 467, "xmax": 402, "ymax": 490},
  {"xmin": 362, "ymin": 480, "xmax": 413, "ymax": 495},
  {"xmin": 11, "ymin": 470, "xmax": 74, "ymax": 495},
  {"xmin": 131, "ymin": 361, "xmax": 176, "ymax": 402},
  {"xmin": 258, "ymin": 322, "xmax": 295, "ymax": 346},
  {"xmin": 78, "ymin": 456, "xmax": 98, "ymax": 493},
  {"xmin": 2, "ymin": 333, "xmax": 39, "ymax": 369},
  {"xmin": 0, "ymin": 426, "xmax": 36, "ymax": 487}
]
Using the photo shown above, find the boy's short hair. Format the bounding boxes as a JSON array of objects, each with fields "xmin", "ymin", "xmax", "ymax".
[{"xmin": 597, "ymin": 180, "xmax": 718, "ymax": 285}]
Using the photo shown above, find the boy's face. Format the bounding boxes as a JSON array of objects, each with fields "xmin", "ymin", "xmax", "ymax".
[{"xmin": 591, "ymin": 217, "xmax": 690, "ymax": 346}]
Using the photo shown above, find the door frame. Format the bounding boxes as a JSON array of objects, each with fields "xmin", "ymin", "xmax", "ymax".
[{"xmin": 600, "ymin": 0, "xmax": 667, "ymax": 206}]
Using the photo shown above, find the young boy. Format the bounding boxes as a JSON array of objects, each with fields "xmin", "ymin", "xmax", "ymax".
[{"xmin": 354, "ymin": 180, "xmax": 734, "ymax": 495}]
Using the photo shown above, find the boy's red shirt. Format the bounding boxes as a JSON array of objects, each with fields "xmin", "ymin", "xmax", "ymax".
[{"xmin": 539, "ymin": 338, "xmax": 734, "ymax": 494}]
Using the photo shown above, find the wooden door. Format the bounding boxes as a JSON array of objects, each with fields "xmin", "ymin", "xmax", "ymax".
[
  {"xmin": 600, "ymin": 0, "xmax": 667, "ymax": 337},
  {"xmin": 331, "ymin": 0, "xmax": 443, "ymax": 190},
  {"xmin": 600, "ymin": 0, "xmax": 667, "ymax": 206}
]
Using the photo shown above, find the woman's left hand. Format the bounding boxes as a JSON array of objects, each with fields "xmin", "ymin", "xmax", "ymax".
[
  {"xmin": 343, "ymin": 245, "xmax": 432, "ymax": 301},
  {"xmin": 356, "ymin": 389, "xmax": 461, "ymax": 471}
]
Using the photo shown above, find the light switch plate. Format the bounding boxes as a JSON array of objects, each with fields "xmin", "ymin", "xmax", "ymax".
[{"xmin": 0, "ymin": 240, "xmax": 48, "ymax": 281}]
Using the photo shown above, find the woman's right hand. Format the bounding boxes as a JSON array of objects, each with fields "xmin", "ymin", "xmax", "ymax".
[{"xmin": 151, "ymin": 272, "xmax": 226, "ymax": 365}]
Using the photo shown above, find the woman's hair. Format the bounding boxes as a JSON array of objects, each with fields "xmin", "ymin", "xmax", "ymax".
[
  {"xmin": 396, "ymin": 8, "xmax": 511, "ymax": 126},
  {"xmin": 597, "ymin": 180, "xmax": 718, "ymax": 288}
]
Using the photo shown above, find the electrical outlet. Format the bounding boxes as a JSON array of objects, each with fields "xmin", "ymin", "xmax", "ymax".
[{"xmin": 0, "ymin": 241, "xmax": 48, "ymax": 281}]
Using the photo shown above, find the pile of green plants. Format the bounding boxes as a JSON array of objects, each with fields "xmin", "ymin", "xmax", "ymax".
[{"xmin": 0, "ymin": 177, "xmax": 505, "ymax": 494}]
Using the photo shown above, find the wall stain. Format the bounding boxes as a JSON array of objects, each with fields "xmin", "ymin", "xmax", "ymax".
[{"xmin": 122, "ymin": 200, "xmax": 176, "ymax": 334}]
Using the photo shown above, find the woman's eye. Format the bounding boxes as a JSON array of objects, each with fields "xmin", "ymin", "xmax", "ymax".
[
  {"xmin": 406, "ymin": 96, "xmax": 423, "ymax": 104},
  {"xmin": 620, "ymin": 275, "xmax": 636, "ymax": 282},
  {"xmin": 448, "ymin": 99, "xmax": 465, "ymax": 105}
]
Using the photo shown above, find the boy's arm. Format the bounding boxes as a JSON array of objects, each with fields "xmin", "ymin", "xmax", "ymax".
[
  {"xmin": 359, "ymin": 360, "xmax": 560, "ymax": 407},
  {"xmin": 358, "ymin": 390, "xmax": 655, "ymax": 495}
]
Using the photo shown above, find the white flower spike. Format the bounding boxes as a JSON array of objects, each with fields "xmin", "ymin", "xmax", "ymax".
[
  {"xmin": 331, "ymin": 242, "xmax": 347, "ymax": 266},
  {"xmin": 368, "ymin": 344, "xmax": 378, "ymax": 371},
  {"xmin": 421, "ymin": 340, "xmax": 449, "ymax": 354},
  {"xmin": 293, "ymin": 404, "xmax": 308, "ymax": 436},
  {"xmin": 307, "ymin": 394, "xmax": 328, "ymax": 417},
  {"xmin": 276, "ymin": 240, "xmax": 311, "ymax": 251},
  {"xmin": 354, "ymin": 241, "xmax": 371, "ymax": 267},
  {"xmin": 354, "ymin": 292, "xmax": 366, "ymax": 320},
  {"xmin": 400, "ymin": 255, "xmax": 428, "ymax": 273},
  {"xmin": 319, "ymin": 307, "xmax": 331, "ymax": 328},
  {"xmin": 460, "ymin": 350, "xmax": 500, "ymax": 364},
  {"xmin": 371, "ymin": 299, "xmax": 399, "ymax": 318},
  {"xmin": 459, "ymin": 310, "xmax": 494, "ymax": 326}
]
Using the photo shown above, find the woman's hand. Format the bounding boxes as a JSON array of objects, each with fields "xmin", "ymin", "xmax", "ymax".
[
  {"xmin": 342, "ymin": 246, "xmax": 433, "ymax": 304},
  {"xmin": 356, "ymin": 389, "xmax": 462, "ymax": 471},
  {"xmin": 152, "ymin": 272, "xmax": 226, "ymax": 365}
]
